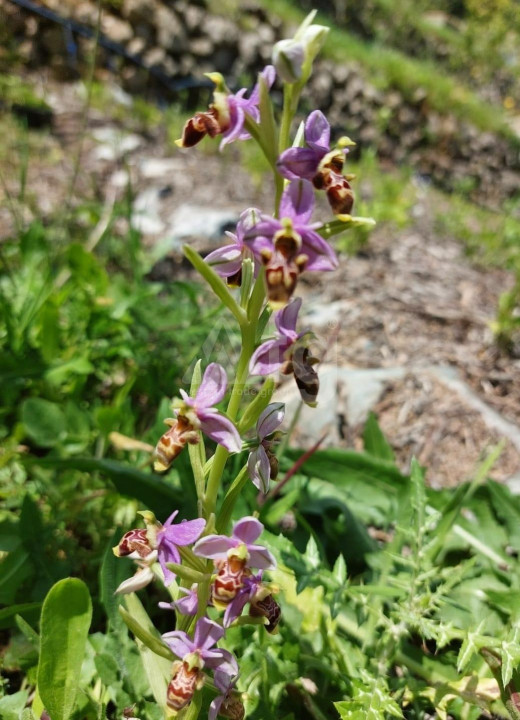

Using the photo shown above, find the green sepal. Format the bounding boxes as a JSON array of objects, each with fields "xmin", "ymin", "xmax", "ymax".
[
  {"xmin": 118, "ymin": 604, "xmax": 174, "ymax": 661},
  {"xmin": 165, "ymin": 563, "xmax": 208, "ymax": 585},
  {"xmin": 183, "ymin": 245, "xmax": 246, "ymax": 326},
  {"xmin": 238, "ymin": 377, "xmax": 276, "ymax": 433},
  {"xmin": 317, "ymin": 215, "xmax": 376, "ymax": 240}
]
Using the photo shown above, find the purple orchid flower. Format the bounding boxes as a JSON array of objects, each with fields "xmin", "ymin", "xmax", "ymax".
[
  {"xmin": 178, "ymin": 66, "xmax": 276, "ymax": 150},
  {"xmin": 163, "ymin": 616, "xmax": 238, "ymax": 676},
  {"xmin": 193, "ymin": 516, "xmax": 276, "ymax": 570},
  {"xmin": 159, "ymin": 584, "xmax": 199, "ymax": 616},
  {"xmin": 220, "ymin": 65, "xmax": 276, "ymax": 149},
  {"xmin": 277, "ymin": 111, "xmax": 355, "ymax": 215},
  {"xmin": 243, "ymin": 180, "xmax": 337, "ymax": 304},
  {"xmin": 250, "ymin": 298, "xmax": 303, "ymax": 376},
  {"xmin": 250, "ymin": 180, "xmax": 338, "ymax": 272},
  {"xmin": 247, "ymin": 403, "xmax": 285, "ymax": 493},
  {"xmin": 204, "ymin": 209, "xmax": 261, "ymax": 283},
  {"xmin": 156, "ymin": 511, "xmax": 206, "ymax": 586},
  {"xmin": 223, "ymin": 570, "xmax": 264, "ymax": 627},
  {"xmin": 209, "ymin": 670, "xmax": 243, "ymax": 720},
  {"xmin": 277, "ymin": 110, "xmax": 337, "ymax": 180},
  {"xmin": 179, "ymin": 363, "xmax": 242, "ymax": 454}
]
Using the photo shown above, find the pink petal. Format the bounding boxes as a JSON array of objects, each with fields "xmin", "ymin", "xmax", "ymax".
[
  {"xmin": 275, "ymin": 298, "xmax": 302, "ymax": 339},
  {"xmin": 204, "ymin": 648, "xmax": 239, "ymax": 675},
  {"xmin": 205, "ymin": 244, "xmax": 243, "ymax": 277},
  {"xmin": 280, "ymin": 180, "xmax": 315, "ymax": 225},
  {"xmin": 305, "ymin": 110, "xmax": 331, "ymax": 152},
  {"xmin": 247, "ymin": 446, "xmax": 271, "ymax": 494},
  {"xmin": 162, "ymin": 517, "xmax": 206, "ymax": 547},
  {"xmin": 220, "ymin": 104, "xmax": 246, "ymax": 149},
  {"xmin": 195, "ymin": 363, "xmax": 227, "ymax": 408},
  {"xmin": 257, "ymin": 402, "xmax": 285, "ymax": 440},
  {"xmin": 162, "ymin": 631, "xmax": 194, "ymax": 659},
  {"xmin": 193, "ymin": 616, "xmax": 225, "ymax": 651},
  {"xmin": 193, "ymin": 534, "xmax": 237, "ymax": 560},
  {"xmin": 249, "ymin": 337, "xmax": 291, "ymax": 376},
  {"xmin": 163, "ymin": 510, "xmax": 179, "ymax": 527},
  {"xmin": 198, "ymin": 410, "xmax": 242, "ymax": 453},
  {"xmin": 247, "ymin": 544, "xmax": 277, "ymax": 570},
  {"xmin": 209, "ymin": 696, "xmax": 224, "ymax": 720},
  {"xmin": 277, "ymin": 146, "xmax": 320, "ymax": 180},
  {"xmin": 233, "ymin": 516, "xmax": 263, "ymax": 544},
  {"xmin": 300, "ymin": 229, "xmax": 338, "ymax": 271}
]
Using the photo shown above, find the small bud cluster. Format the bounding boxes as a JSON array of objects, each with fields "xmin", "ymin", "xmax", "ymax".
[{"xmin": 114, "ymin": 10, "xmax": 373, "ymax": 719}]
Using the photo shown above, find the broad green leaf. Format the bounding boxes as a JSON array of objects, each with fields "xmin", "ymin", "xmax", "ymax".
[
  {"xmin": 38, "ymin": 578, "xmax": 92, "ymax": 720},
  {"xmin": 21, "ymin": 397, "xmax": 67, "ymax": 447},
  {"xmin": 99, "ymin": 534, "xmax": 129, "ymax": 634},
  {"xmin": 363, "ymin": 413, "xmax": 394, "ymax": 462}
]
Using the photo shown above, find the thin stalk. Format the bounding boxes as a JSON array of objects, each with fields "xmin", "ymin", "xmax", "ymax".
[{"xmin": 279, "ymin": 84, "xmax": 294, "ymax": 155}]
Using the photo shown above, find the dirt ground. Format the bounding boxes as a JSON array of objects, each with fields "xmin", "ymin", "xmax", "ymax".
[{"xmin": 2, "ymin": 77, "xmax": 520, "ymax": 487}]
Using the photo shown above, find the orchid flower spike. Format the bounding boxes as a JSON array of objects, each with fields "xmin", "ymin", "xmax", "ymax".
[
  {"xmin": 277, "ymin": 110, "xmax": 355, "ymax": 215},
  {"xmin": 153, "ymin": 363, "xmax": 242, "ymax": 472},
  {"xmin": 249, "ymin": 299, "xmax": 320, "ymax": 406},
  {"xmin": 247, "ymin": 402, "xmax": 285, "ymax": 494},
  {"xmin": 177, "ymin": 66, "xmax": 276, "ymax": 150},
  {"xmin": 244, "ymin": 180, "xmax": 338, "ymax": 306},
  {"xmin": 204, "ymin": 208, "xmax": 262, "ymax": 286}
]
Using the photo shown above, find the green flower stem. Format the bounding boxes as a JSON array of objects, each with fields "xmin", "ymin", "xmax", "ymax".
[
  {"xmin": 279, "ymin": 84, "xmax": 294, "ymax": 155},
  {"xmin": 203, "ymin": 329, "xmax": 255, "ymax": 518}
]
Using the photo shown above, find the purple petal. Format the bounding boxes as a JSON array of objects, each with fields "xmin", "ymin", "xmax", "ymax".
[
  {"xmin": 220, "ymin": 103, "xmax": 246, "ymax": 149},
  {"xmin": 174, "ymin": 586, "xmax": 199, "ymax": 616},
  {"xmin": 205, "ymin": 243, "xmax": 243, "ymax": 277},
  {"xmin": 195, "ymin": 363, "xmax": 227, "ymax": 408},
  {"xmin": 158, "ymin": 539, "xmax": 181, "ymax": 585},
  {"xmin": 249, "ymin": 337, "xmax": 291, "ymax": 376},
  {"xmin": 193, "ymin": 534, "xmax": 237, "ymax": 560},
  {"xmin": 305, "ymin": 110, "xmax": 331, "ymax": 152},
  {"xmin": 198, "ymin": 410, "xmax": 242, "ymax": 453},
  {"xmin": 233, "ymin": 516, "xmax": 263, "ymax": 544},
  {"xmin": 276, "ymin": 146, "xmax": 321, "ymax": 180},
  {"xmin": 193, "ymin": 616, "xmax": 225, "ymax": 651},
  {"xmin": 300, "ymin": 229, "xmax": 339, "ymax": 271},
  {"xmin": 275, "ymin": 298, "xmax": 302, "ymax": 339},
  {"xmin": 280, "ymin": 180, "xmax": 315, "ymax": 225},
  {"xmin": 247, "ymin": 544, "xmax": 277, "ymax": 570},
  {"xmin": 163, "ymin": 509, "xmax": 179, "ymax": 527},
  {"xmin": 161, "ymin": 518, "xmax": 206, "ymax": 549},
  {"xmin": 257, "ymin": 403, "xmax": 285, "ymax": 439},
  {"xmin": 162, "ymin": 631, "xmax": 194, "ymax": 659},
  {"xmin": 214, "ymin": 669, "xmax": 237, "ymax": 694},
  {"xmin": 209, "ymin": 695, "xmax": 224, "ymax": 720},
  {"xmin": 247, "ymin": 447, "xmax": 271, "ymax": 494},
  {"xmin": 246, "ymin": 64, "xmax": 276, "ymax": 108},
  {"xmin": 223, "ymin": 590, "xmax": 250, "ymax": 627},
  {"xmin": 204, "ymin": 648, "xmax": 239, "ymax": 675}
]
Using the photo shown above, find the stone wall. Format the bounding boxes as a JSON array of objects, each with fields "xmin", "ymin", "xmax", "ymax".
[{"xmin": 2, "ymin": 0, "xmax": 519, "ymax": 206}]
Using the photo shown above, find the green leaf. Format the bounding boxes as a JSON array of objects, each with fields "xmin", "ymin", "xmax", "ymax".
[
  {"xmin": 304, "ymin": 536, "xmax": 320, "ymax": 570},
  {"xmin": 0, "ymin": 690, "xmax": 30, "ymax": 720},
  {"xmin": 0, "ymin": 602, "xmax": 41, "ymax": 629},
  {"xmin": 363, "ymin": 413, "xmax": 394, "ymax": 462},
  {"xmin": 21, "ymin": 397, "xmax": 67, "ymax": 447},
  {"xmin": 99, "ymin": 533, "xmax": 129, "ymax": 634},
  {"xmin": 0, "ymin": 544, "xmax": 33, "ymax": 604},
  {"xmin": 183, "ymin": 245, "xmax": 246, "ymax": 325},
  {"xmin": 22, "ymin": 456, "xmax": 187, "ymax": 518},
  {"xmin": 38, "ymin": 578, "xmax": 93, "ymax": 720},
  {"xmin": 333, "ymin": 554, "xmax": 347, "ymax": 585}
]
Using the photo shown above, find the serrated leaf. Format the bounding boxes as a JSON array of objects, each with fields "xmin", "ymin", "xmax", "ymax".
[
  {"xmin": 333, "ymin": 554, "xmax": 347, "ymax": 585},
  {"xmin": 37, "ymin": 578, "xmax": 92, "ymax": 720},
  {"xmin": 304, "ymin": 535, "xmax": 320, "ymax": 569}
]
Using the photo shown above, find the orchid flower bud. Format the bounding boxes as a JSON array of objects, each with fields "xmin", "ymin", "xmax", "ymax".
[
  {"xmin": 272, "ymin": 39, "xmax": 305, "ymax": 84},
  {"xmin": 293, "ymin": 10, "xmax": 329, "ymax": 82}
]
